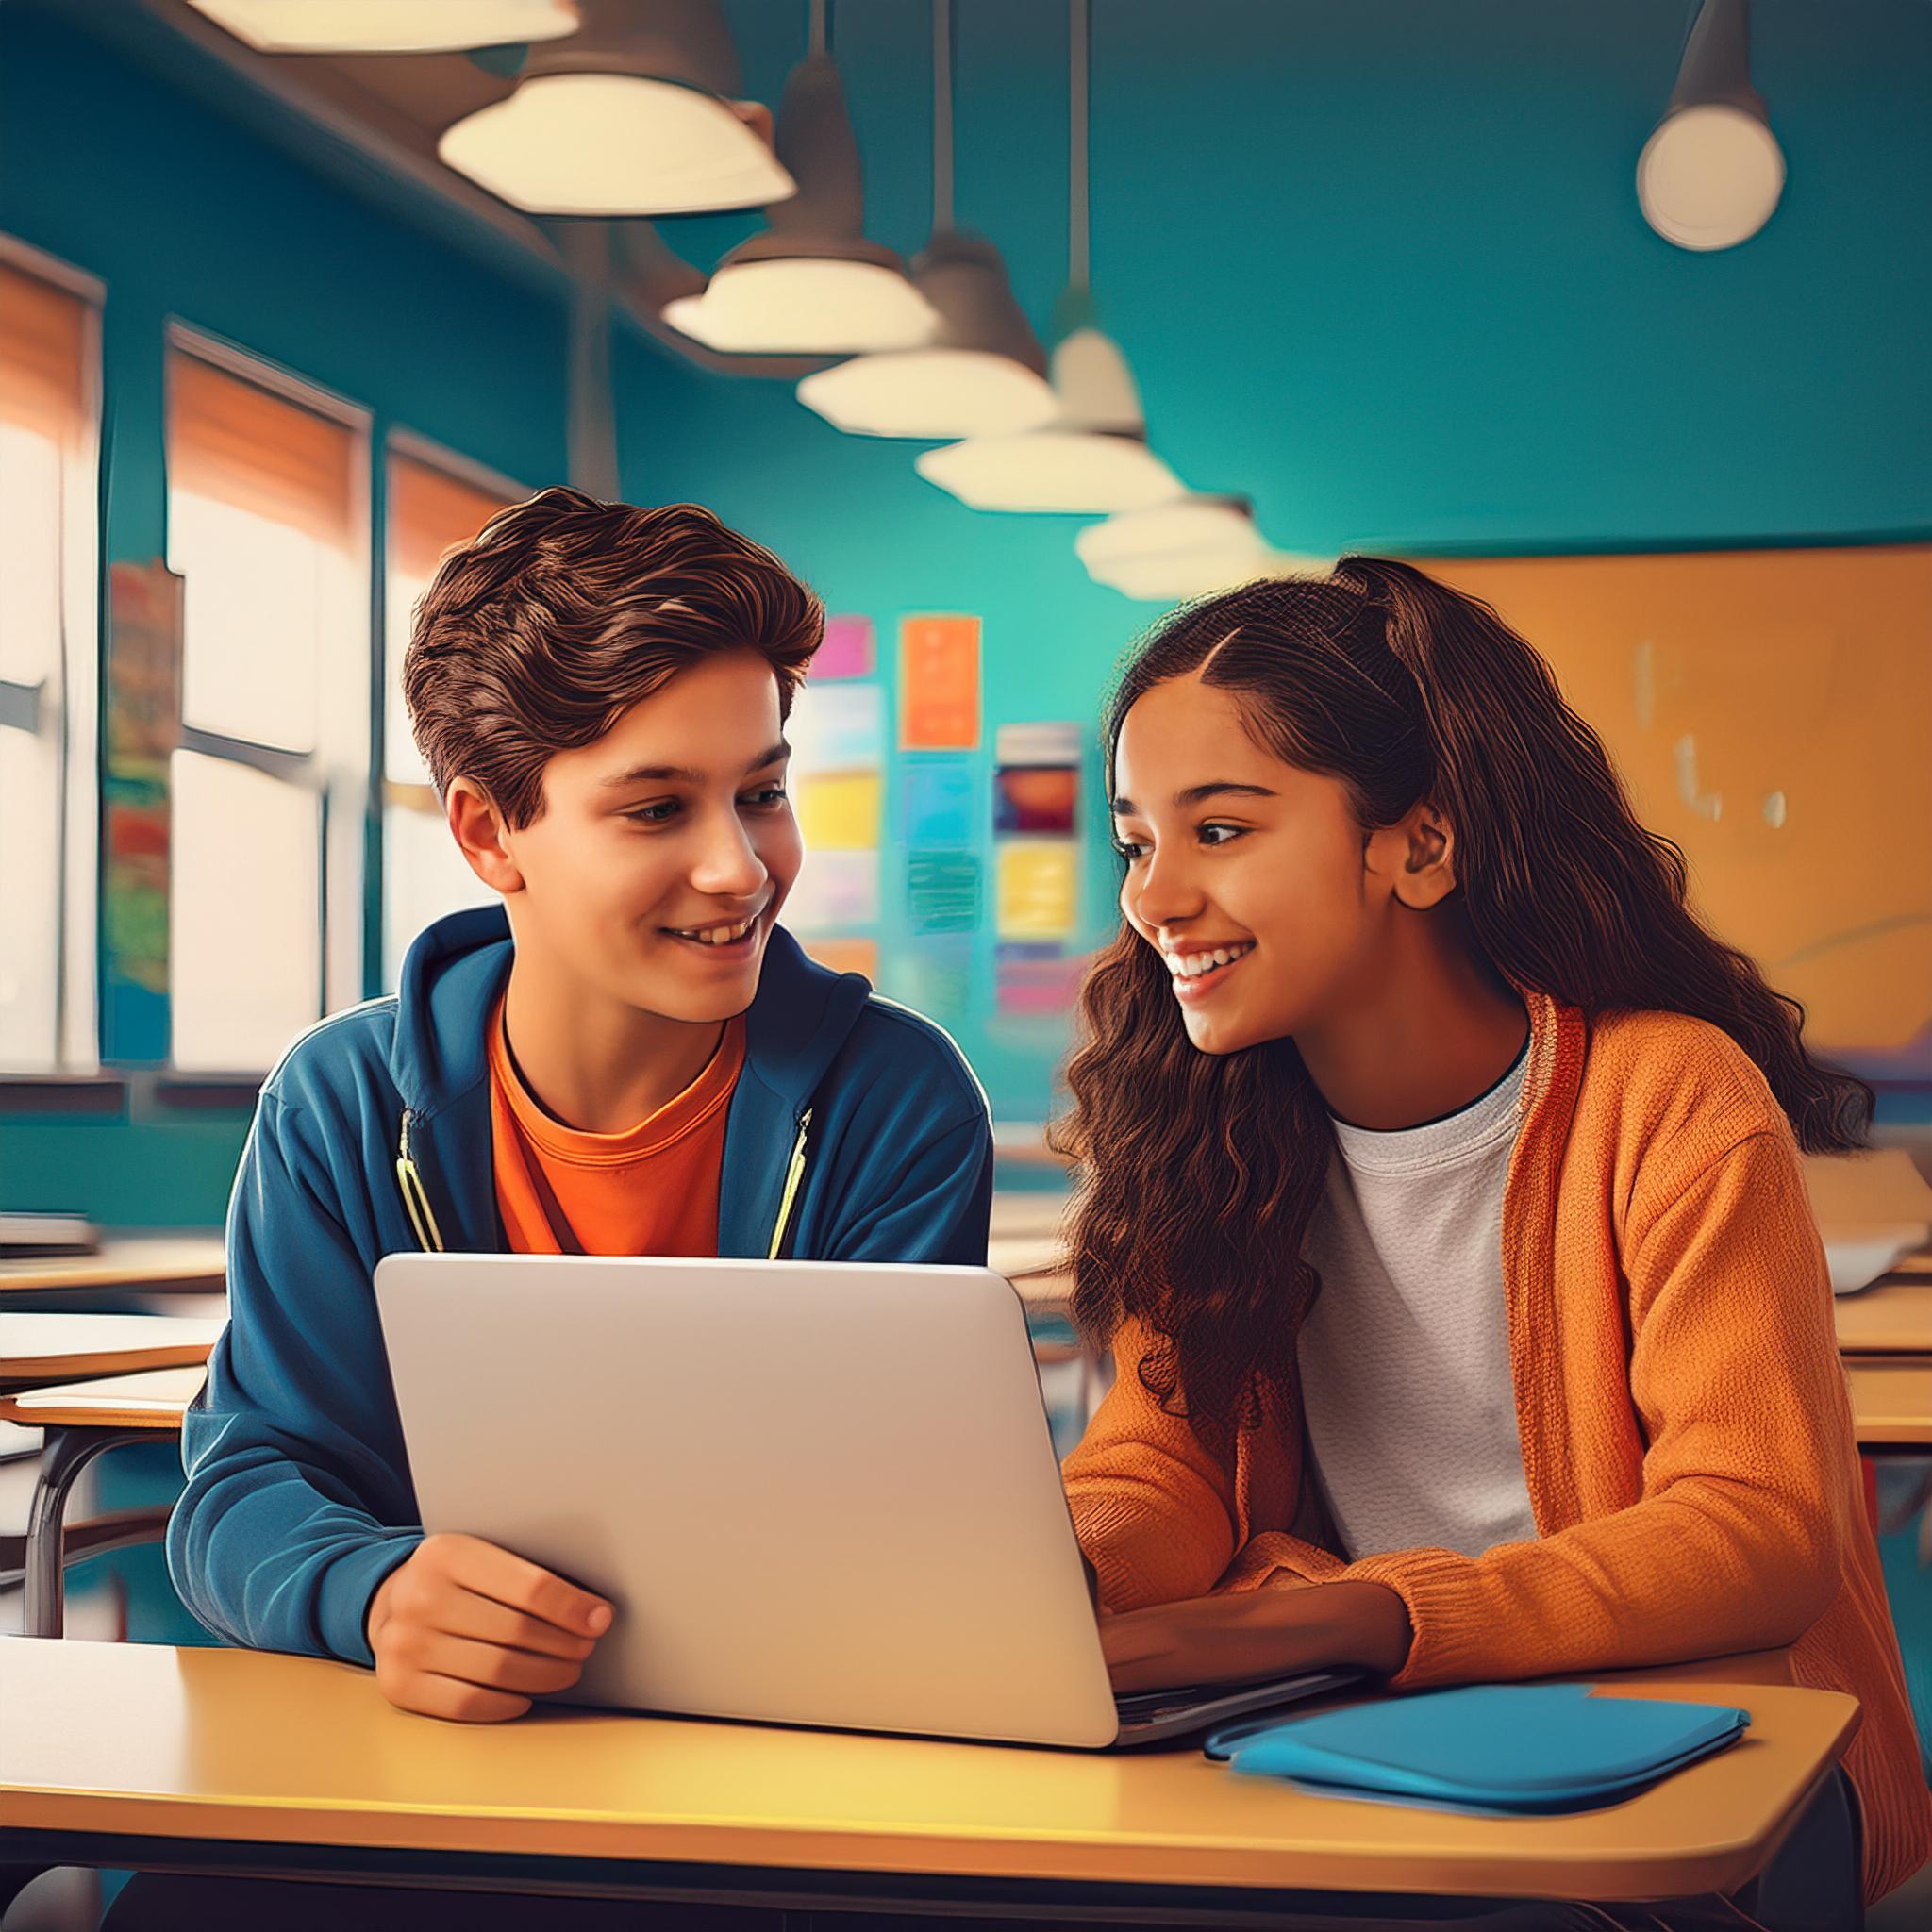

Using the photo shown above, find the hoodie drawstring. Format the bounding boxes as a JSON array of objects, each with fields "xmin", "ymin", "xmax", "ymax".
[
  {"xmin": 767, "ymin": 1108, "xmax": 812, "ymax": 1260},
  {"xmin": 396, "ymin": 1111, "xmax": 446, "ymax": 1254}
]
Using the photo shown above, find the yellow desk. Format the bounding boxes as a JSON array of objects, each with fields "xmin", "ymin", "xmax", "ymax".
[
  {"xmin": 0, "ymin": 1234, "xmax": 225, "ymax": 1298},
  {"xmin": 1835, "ymin": 1277, "xmax": 1932, "ymax": 1356},
  {"xmin": 0, "ymin": 1641, "xmax": 1858, "ymax": 1921}
]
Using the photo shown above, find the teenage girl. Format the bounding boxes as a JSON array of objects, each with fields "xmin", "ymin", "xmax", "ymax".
[{"xmin": 1057, "ymin": 558, "xmax": 1930, "ymax": 1908}]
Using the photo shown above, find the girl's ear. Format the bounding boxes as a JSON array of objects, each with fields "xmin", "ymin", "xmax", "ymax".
[{"xmin": 1393, "ymin": 802, "xmax": 1457, "ymax": 910}]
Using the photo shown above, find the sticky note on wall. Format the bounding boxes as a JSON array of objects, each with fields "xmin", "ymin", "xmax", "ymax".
[
  {"xmin": 997, "ymin": 841, "xmax": 1078, "ymax": 940},
  {"xmin": 900, "ymin": 615, "xmax": 981, "ymax": 750},
  {"xmin": 816, "ymin": 614, "xmax": 875, "ymax": 681},
  {"xmin": 797, "ymin": 772, "xmax": 881, "ymax": 851},
  {"xmin": 785, "ymin": 849, "xmax": 880, "ymax": 929}
]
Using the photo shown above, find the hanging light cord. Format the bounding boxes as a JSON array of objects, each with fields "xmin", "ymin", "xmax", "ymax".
[
  {"xmin": 810, "ymin": 0, "xmax": 827, "ymax": 58},
  {"xmin": 932, "ymin": 0, "xmax": 954, "ymax": 230},
  {"xmin": 1068, "ymin": 0, "xmax": 1090, "ymax": 291}
]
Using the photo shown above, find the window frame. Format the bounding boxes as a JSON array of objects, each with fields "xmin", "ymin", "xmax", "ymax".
[
  {"xmin": 0, "ymin": 233, "xmax": 104, "ymax": 1077},
  {"xmin": 162, "ymin": 320, "xmax": 373, "ymax": 1071}
]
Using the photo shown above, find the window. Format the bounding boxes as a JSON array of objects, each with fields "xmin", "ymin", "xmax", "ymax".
[
  {"xmin": 381, "ymin": 441, "xmax": 517, "ymax": 991},
  {"xmin": 0, "ymin": 247, "xmax": 100, "ymax": 1074},
  {"xmin": 164, "ymin": 331, "xmax": 368, "ymax": 1072}
]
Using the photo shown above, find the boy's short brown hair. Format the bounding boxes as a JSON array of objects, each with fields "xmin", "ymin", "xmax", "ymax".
[{"xmin": 404, "ymin": 486, "xmax": 824, "ymax": 827}]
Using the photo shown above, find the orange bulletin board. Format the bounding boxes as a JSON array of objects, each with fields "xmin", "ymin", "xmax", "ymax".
[{"xmin": 1417, "ymin": 545, "xmax": 1932, "ymax": 1072}]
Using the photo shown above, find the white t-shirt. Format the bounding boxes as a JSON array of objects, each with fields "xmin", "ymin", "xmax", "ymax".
[{"xmin": 1296, "ymin": 1043, "xmax": 1541, "ymax": 1561}]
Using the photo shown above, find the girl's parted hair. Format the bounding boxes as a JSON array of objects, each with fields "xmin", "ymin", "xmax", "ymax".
[
  {"xmin": 1054, "ymin": 558, "xmax": 1873, "ymax": 1433},
  {"xmin": 404, "ymin": 486, "xmax": 824, "ymax": 827}
]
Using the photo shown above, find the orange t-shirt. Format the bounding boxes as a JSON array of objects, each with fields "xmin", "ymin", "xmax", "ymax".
[{"xmin": 487, "ymin": 1002, "xmax": 744, "ymax": 1258}]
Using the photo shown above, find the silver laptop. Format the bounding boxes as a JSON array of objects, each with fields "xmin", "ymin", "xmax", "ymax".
[{"xmin": 372, "ymin": 1253, "xmax": 1356, "ymax": 1748}]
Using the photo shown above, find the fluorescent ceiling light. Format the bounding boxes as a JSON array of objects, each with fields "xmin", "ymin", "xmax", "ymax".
[
  {"xmin": 663, "ymin": 258, "xmax": 935, "ymax": 355},
  {"xmin": 184, "ymin": 0, "xmax": 581, "ymax": 53},
  {"xmin": 441, "ymin": 74, "xmax": 791, "ymax": 216},
  {"xmin": 916, "ymin": 431, "xmax": 1180, "ymax": 515},
  {"xmin": 1637, "ymin": 0, "xmax": 1784, "ymax": 251}
]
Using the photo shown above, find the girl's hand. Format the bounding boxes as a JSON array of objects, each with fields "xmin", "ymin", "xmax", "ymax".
[{"xmin": 1100, "ymin": 1579, "xmax": 1412, "ymax": 1694}]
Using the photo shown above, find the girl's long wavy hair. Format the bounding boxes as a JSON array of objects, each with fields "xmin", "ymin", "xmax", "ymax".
[{"xmin": 1054, "ymin": 558, "xmax": 1872, "ymax": 1434}]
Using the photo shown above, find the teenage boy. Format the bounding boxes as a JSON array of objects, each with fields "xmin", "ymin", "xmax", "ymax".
[{"xmin": 167, "ymin": 487, "xmax": 994, "ymax": 1724}]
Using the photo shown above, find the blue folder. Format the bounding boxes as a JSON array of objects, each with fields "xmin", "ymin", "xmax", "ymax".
[{"xmin": 1204, "ymin": 1684, "xmax": 1749, "ymax": 1813}]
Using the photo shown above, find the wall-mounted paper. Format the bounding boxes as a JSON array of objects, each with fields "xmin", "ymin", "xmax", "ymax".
[
  {"xmin": 789, "ymin": 682, "xmax": 883, "ymax": 774},
  {"xmin": 900, "ymin": 614, "xmax": 980, "ymax": 750},
  {"xmin": 996, "ymin": 941, "xmax": 1088, "ymax": 1016},
  {"xmin": 994, "ymin": 722, "xmax": 1081, "ymax": 769},
  {"xmin": 816, "ymin": 614, "xmax": 875, "ymax": 681},
  {"xmin": 908, "ymin": 851, "xmax": 981, "ymax": 935},
  {"xmin": 797, "ymin": 771, "xmax": 881, "ymax": 851},
  {"xmin": 802, "ymin": 935, "xmax": 879, "ymax": 980},
  {"xmin": 903, "ymin": 758, "xmax": 977, "ymax": 849},
  {"xmin": 783, "ymin": 849, "xmax": 880, "ymax": 929},
  {"xmin": 997, "ymin": 841, "xmax": 1078, "ymax": 939},
  {"xmin": 994, "ymin": 765, "xmax": 1078, "ymax": 836},
  {"xmin": 896, "ymin": 935, "xmax": 974, "ymax": 1025}
]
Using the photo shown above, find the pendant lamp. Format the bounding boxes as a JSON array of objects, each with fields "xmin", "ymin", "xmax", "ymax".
[
  {"xmin": 661, "ymin": 1, "xmax": 937, "ymax": 355},
  {"xmin": 439, "ymin": 0, "xmax": 794, "ymax": 217},
  {"xmin": 1638, "ymin": 0, "xmax": 1784, "ymax": 251},
  {"xmin": 1078, "ymin": 499, "xmax": 1326, "ymax": 602},
  {"xmin": 183, "ymin": 0, "xmax": 581, "ymax": 54},
  {"xmin": 914, "ymin": 0, "xmax": 1181, "ymax": 514},
  {"xmin": 793, "ymin": 0, "xmax": 1056, "ymax": 438}
]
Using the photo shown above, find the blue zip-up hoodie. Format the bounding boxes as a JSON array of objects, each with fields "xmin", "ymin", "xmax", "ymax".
[{"xmin": 168, "ymin": 906, "xmax": 994, "ymax": 1665}]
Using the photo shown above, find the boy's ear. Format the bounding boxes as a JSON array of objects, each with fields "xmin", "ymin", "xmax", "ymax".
[
  {"xmin": 446, "ymin": 778, "xmax": 524, "ymax": 895},
  {"xmin": 1392, "ymin": 801, "xmax": 1457, "ymax": 910}
]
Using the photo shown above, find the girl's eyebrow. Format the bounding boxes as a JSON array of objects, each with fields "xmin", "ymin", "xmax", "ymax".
[{"xmin": 1111, "ymin": 781, "xmax": 1277, "ymax": 816}]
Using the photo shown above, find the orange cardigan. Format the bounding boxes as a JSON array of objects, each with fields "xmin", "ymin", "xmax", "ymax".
[{"xmin": 1063, "ymin": 993, "xmax": 1930, "ymax": 1905}]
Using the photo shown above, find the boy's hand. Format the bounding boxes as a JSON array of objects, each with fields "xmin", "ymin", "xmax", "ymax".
[{"xmin": 366, "ymin": 1532, "xmax": 613, "ymax": 1723}]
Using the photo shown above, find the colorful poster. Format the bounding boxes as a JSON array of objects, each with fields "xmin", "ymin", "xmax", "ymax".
[
  {"xmin": 104, "ymin": 559, "xmax": 184, "ymax": 999},
  {"xmin": 899, "ymin": 614, "xmax": 980, "ymax": 750},
  {"xmin": 802, "ymin": 935, "xmax": 879, "ymax": 979},
  {"xmin": 895, "ymin": 935, "xmax": 974, "ymax": 1025},
  {"xmin": 995, "ymin": 941, "xmax": 1089, "ymax": 1017},
  {"xmin": 788, "ymin": 681, "xmax": 882, "ymax": 774},
  {"xmin": 907, "ymin": 851, "xmax": 981, "ymax": 935},
  {"xmin": 815, "ymin": 614, "xmax": 875, "ymax": 681},
  {"xmin": 783, "ymin": 849, "xmax": 879, "ymax": 930},
  {"xmin": 902, "ymin": 757, "xmax": 977, "ymax": 849},
  {"xmin": 994, "ymin": 721, "xmax": 1081, "ymax": 835},
  {"xmin": 796, "ymin": 772, "xmax": 881, "ymax": 851},
  {"xmin": 996, "ymin": 840, "xmax": 1079, "ymax": 940}
]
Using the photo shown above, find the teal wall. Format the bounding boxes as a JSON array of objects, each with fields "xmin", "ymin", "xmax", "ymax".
[
  {"xmin": 626, "ymin": 0, "xmax": 1932, "ymax": 1122},
  {"xmin": 0, "ymin": 1, "xmax": 569, "ymax": 1222},
  {"xmin": 3, "ymin": 0, "xmax": 1930, "ymax": 1213}
]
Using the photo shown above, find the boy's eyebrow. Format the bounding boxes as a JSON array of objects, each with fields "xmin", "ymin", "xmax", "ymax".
[
  {"xmin": 599, "ymin": 741, "xmax": 791, "ymax": 791},
  {"xmin": 1110, "ymin": 781, "xmax": 1278, "ymax": 816}
]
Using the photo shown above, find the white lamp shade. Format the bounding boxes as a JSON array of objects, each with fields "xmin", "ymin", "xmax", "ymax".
[
  {"xmin": 916, "ymin": 431, "xmax": 1182, "ymax": 515},
  {"xmin": 662, "ymin": 258, "xmax": 937, "ymax": 355},
  {"xmin": 1051, "ymin": 325, "xmax": 1143, "ymax": 434},
  {"xmin": 440, "ymin": 74, "xmax": 795, "ymax": 217},
  {"xmin": 185, "ymin": 0, "xmax": 581, "ymax": 53},
  {"xmin": 796, "ymin": 349, "xmax": 1058, "ymax": 439},
  {"xmin": 1638, "ymin": 103, "xmax": 1785, "ymax": 250},
  {"xmin": 1077, "ymin": 500, "xmax": 1271, "ymax": 600}
]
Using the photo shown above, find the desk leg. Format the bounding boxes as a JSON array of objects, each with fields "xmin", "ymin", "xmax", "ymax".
[{"xmin": 25, "ymin": 1425, "xmax": 152, "ymax": 1640}]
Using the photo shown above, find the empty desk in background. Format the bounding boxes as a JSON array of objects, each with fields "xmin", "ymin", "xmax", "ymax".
[
  {"xmin": 1835, "ymin": 1276, "xmax": 1932, "ymax": 1357},
  {"xmin": 1846, "ymin": 1358, "xmax": 1932, "ymax": 1450},
  {"xmin": 0, "ymin": 1234, "xmax": 225, "ymax": 1303},
  {"xmin": 0, "ymin": 1641, "xmax": 1862, "ymax": 1927},
  {"xmin": 0, "ymin": 1323, "xmax": 219, "ymax": 1640}
]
